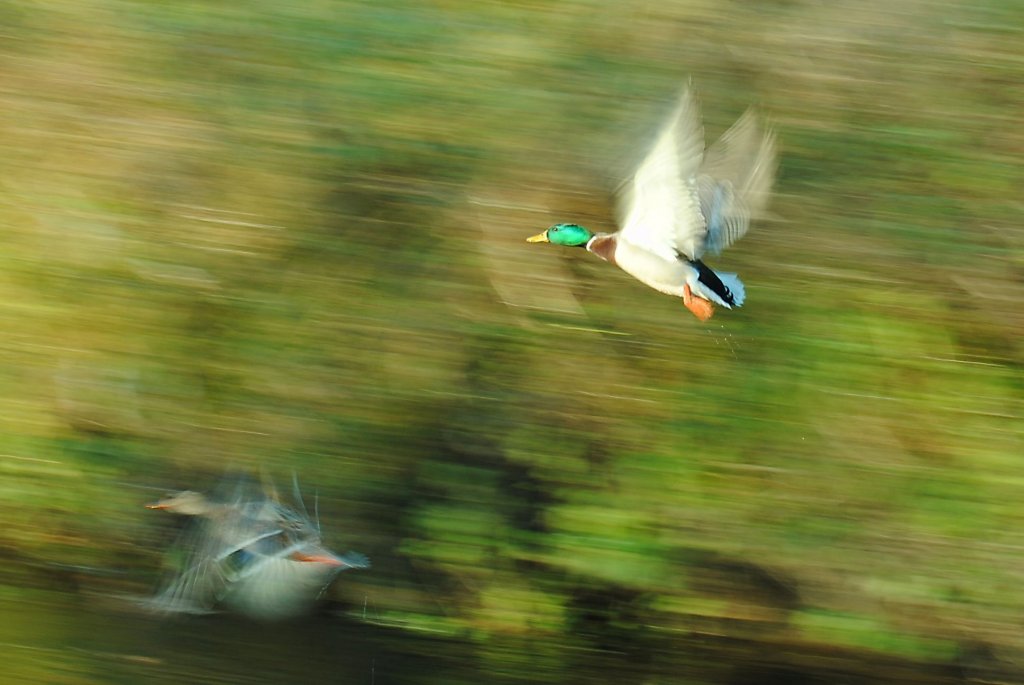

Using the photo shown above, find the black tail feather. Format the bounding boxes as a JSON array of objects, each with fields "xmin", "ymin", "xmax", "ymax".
[{"xmin": 689, "ymin": 259, "xmax": 736, "ymax": 306}]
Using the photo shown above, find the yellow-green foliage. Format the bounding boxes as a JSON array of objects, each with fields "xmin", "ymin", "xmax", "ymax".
[{"xmin": 1, "ymin": 0, "xmax": 1023, "ymax": 674}]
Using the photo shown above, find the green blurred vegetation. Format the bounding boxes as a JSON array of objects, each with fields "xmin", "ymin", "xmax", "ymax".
[{"xmin": 1, "ymin": 0, "xmax": 1022, "ymax": 681}]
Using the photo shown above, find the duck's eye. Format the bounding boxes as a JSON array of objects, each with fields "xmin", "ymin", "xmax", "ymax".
[{"xmin": 551, "ymin": 226, "xmax": 559, "ymax": 232}]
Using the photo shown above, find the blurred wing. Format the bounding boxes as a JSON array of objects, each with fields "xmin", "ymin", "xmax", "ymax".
[
  {"xmin": 212, "ymin": 475, "xmax": 316, "ymax": 550},
  {"xmin": 617, "ymin": 88, "xmax": 707, "ymax": 261},
  {"xmin": 698, "ymin": 108, "xmax": 776, "ymax": 255},
  {"xmin": 205, "ymin": 502, "xmax": 287, "ymax": 556},
  {"xmin": 151, "ymin": 560, "xmax": 229, "ymax": 614},
  {"xmin": 148, "ymin": 523, "xmax": 230, "ymax": 614}
]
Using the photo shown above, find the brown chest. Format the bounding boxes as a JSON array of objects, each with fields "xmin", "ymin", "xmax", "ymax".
[{"xmin": 586, "ymin": 234, "xmax": 618, "ymax": 265}]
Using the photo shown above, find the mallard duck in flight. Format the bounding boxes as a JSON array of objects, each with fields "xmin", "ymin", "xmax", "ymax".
[
  {"xmin": 146, "ymin": 480, "xmax": 369, "ymax": 620},
  {"xmin": 527, "ymin": 87, "xmax": 776, "ymax": 321}
]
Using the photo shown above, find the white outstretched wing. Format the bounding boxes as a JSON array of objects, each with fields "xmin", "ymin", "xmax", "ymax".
[
  {"xmin": 617, "ymin": 88, "xmax": 708, "ymax": 261},
  {"xmin": 698, "ymin": 108, "xmax": 776, "ymax": 255}
]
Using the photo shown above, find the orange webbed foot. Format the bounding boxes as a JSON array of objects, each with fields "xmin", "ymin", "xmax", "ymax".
[{"xmin": 683, "ymin": 284, "xmax": 715, "ymax": 322}]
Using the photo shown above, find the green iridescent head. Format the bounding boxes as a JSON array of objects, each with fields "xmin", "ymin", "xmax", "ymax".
[{"xmin": 526, "ymin": 223, "xmax": 593, "ymax": 247}]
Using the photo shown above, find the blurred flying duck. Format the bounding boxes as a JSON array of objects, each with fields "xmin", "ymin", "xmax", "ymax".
[{"xmin": 147, "ymin": 479, "xmax": 368, "ymax": 620}]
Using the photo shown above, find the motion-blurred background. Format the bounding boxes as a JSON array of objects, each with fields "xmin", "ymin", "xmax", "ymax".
[{"xmin": 1, "ymin": 1, "xmax": 1021, "ymax": 683}]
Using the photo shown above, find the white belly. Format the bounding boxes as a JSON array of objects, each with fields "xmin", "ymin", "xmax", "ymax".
[
  {"xmin": 222, "ymin": 556, "xmax": 340, "ymax": 620},
  {"xmin": 613, "ymin": 242, "xmax": 697, "ymax": 298}
]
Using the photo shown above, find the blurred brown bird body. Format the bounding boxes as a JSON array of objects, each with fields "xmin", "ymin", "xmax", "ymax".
[{"xmin": 147, "ymin": 480, "xmax": 368, "ymax": 620}]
